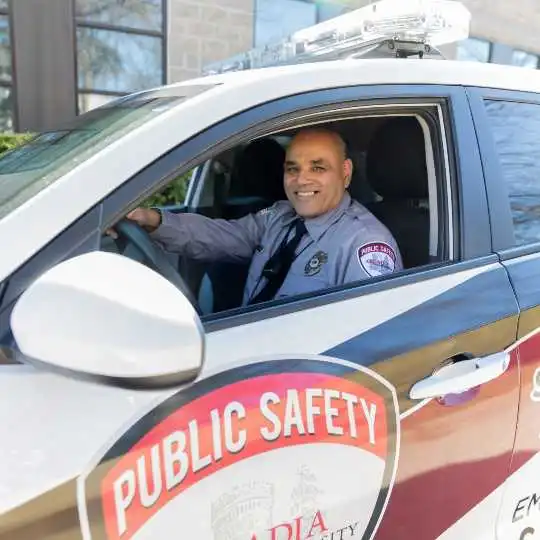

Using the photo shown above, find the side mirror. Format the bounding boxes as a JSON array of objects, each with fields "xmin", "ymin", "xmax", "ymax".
[{"xmin": 10, "ymin": 251, "xmax": 204, "ymax": 388}]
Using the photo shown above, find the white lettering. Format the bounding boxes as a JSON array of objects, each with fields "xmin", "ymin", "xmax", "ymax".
[
  {"xmin": 163, "ymin": 431, "xmax": 188, "ymax": 491},
  {"xmin": 210, "ymin": 409, "xmax": 223, "ymax": 461},
  {"xmin": 305, "ymin": 388, "xmax": 323, "ymax": 434},
  {"xmin": 260, "ymin": 392, "xmax": 281, "ymax": 441},
  {"xmin": 284, "ymin": 389, "xmax": 306, "ymax": 436},
  {"xmin": 224, "ymin": 401, "xmax": 246, "ymax": 453},
  {"xmin": 189, "ymin": 420, "xmax": 212, "ymax": 473},
  {"xmin": 341, "ymin": 392, "xmax": 358, "ymax": 438},
  {"xmin": 113, "ymin": 470, "xmax": 136, "ymax": 537},
  {"xmin": 324, "ymin": 389, "xmax": 342, "ymax": 436},
  {"xmin": 137, "ymin": 444, "xmax": 162, "ymax": 508},
  {"xmin": 360, "ymin": 399, "xmax": 377, "ymax": 445}
]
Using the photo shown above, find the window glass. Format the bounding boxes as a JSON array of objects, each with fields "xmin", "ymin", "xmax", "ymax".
[
  {"xmin": 0, "ymin": 85, "xmax": 217, "ymax": 221},
  {"xmin": 512, "ymin": 49, "xmax": 539, "ymax": 69},
  {"xmin": 254, "ymin": 0, "xmax": 316, "ymax": 47},
  {"xmin": 77, "ymin": 27, "xmax": 163, "ymax": 93},
  {"xmin": 75, "ymin": 0, "xmax": 163, "ymax": 32},
  {"xmin": 456, "ymin": 37, "xmax": 490, "ymax": 63},
  {"xmin": 0, "ymin": 1, "xmax": 7, "ymax": 11},
  {"xmin": 317, "ymin": 2, "xmax": 351, "ymax": 22},
  {"xmin": 0, "ymin": 86, "xmax": 13, "ymax": 131},
  {"xmin": 78, "ymin": 92, "xmax": 117, "ymax": 114},
  {"xmin": 0, "ymin": 15, "xmax": 11, "ymax": 83},
  {"xmin": 484, "ymin": 99, "xmax": 540, "ymax": 246}
]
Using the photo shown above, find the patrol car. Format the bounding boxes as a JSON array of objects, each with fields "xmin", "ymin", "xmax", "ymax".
[{"xmin": 1, "ymin": 0, "xmax": 540, "ymax": 538}]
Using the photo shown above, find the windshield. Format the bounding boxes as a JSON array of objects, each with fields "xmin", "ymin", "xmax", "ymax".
[{"xmin": 0, "ymin": 83, "xmax": 216, "ymax": 220}]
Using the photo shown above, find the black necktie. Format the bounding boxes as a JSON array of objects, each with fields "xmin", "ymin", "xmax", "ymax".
[{"xmin": 248, "ymin": 218, "xmax": 307, "ymax": 305}]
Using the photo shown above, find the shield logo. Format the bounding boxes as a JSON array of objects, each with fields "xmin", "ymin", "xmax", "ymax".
[{"xmin": 77, "ymin": 357, "xmax": 399, "ymax": 540}]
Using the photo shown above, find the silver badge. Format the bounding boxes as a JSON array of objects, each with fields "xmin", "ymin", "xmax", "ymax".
[{"xmin": 304, "ymin": 251, "xmax": 328, "ymax": 276}]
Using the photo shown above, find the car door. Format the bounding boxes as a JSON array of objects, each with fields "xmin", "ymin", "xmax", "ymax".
[
  {"xmin": 468, "ymin": 86, "xmax": 540, "ymax": 540},
  {"xmin": 0, "ymin": 83, "xmax": 520, "ymax": 540}
]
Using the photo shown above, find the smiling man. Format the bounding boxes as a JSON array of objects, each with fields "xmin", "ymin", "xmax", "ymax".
[{"xmin": 120, "ymin": 128, "xmax": 402, "ymax": 307}]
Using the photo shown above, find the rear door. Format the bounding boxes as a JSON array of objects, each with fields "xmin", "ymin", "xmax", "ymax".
[{"xmin": 468, "ymin": 86, "xmax": 540, "ymax": 540}]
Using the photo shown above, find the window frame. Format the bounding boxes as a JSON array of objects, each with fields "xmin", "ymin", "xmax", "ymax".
[
  {"xmin": 75, "ymin": 0, "xmax": 168, "ymax": 113},
  {"xmin": 97, "ymin": 84, "xmax": 488, "ymax": 325},
  {"xmin": 466, "ymin": 86, "xmax": 540, "ymax": 258}
]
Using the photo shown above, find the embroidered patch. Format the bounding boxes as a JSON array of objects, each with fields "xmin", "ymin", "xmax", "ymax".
[
  {"xmin": 304, "ymin": 250, "xmax": 328, "ymax": 276},
  {"xmin": 257, "ymin": 206, "xmax": 274, "ymax": 217},
  {"xmin": 357, "ymin": 242, "xmax": 396, "ymax": 277}
]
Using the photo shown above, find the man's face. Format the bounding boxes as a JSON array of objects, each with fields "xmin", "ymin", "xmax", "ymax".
[{"xmin": 284, "ymin": 130, "xmax": 352, "ymax": 218}]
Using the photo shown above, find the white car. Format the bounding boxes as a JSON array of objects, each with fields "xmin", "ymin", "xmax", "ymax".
[{"xmin": 1, "ymin": 2, "xmax": 540, "ymax": 539}]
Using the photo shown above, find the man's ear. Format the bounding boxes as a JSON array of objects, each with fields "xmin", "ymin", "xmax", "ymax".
[{"xmin": 344, "ymin": 158, "xmax": 353, "ymax": 188}]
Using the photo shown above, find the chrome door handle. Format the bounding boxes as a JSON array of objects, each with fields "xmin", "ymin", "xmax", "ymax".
[{"xmin": 409, "ymin": 351, "xmax": 510, "ymax": 400}]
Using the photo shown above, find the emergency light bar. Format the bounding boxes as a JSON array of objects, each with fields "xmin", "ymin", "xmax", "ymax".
[{"xmin": 202, "ymin": 0, "xmax": 471, "ymax": 75}]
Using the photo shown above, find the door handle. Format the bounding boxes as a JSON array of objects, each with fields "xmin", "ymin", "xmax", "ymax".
[{"xmin": 409, "ymin": 351, "xmax": 510, "ymax": 400}]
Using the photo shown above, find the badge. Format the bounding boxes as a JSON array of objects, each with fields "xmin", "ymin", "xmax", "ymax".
[
  {"xmin": 357, "ymin": 242, "xmax": 396, "ymax": 277},
  {"xmin": 304, "ymin": 250, "xmax": 328, "ymax": 276}
]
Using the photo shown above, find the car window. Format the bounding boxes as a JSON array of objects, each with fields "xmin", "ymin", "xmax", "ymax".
[
  {"xmin": 0, "ymin": 84, "xmax": 217, "ymax": 221},
  {"xmin": 483, "ymin": 99, "xmax": 540, "ymax": 247}
]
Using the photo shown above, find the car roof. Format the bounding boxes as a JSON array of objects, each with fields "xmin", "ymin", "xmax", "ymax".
[{"xmin": 169, "ymin": 58, "xmax": 540, "ymax": 96}]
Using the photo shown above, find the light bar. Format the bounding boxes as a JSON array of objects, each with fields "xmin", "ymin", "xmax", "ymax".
[{"xmin": 202, "ymin": 0, "xmax": 471, "ymax": 75}]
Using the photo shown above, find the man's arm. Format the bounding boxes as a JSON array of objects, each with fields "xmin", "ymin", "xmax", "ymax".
[
  {"xmin": 149, "ymin": 209, "xmax": 266, "ymax": 263},
  {"xmin": 340, "ymin": 235, "xmax": 403, "ymax": 284}
]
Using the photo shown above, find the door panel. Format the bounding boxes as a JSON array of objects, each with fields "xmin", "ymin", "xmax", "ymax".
[
  {"xmin": 0, "ymin": 260, "xmax": 519, "ymax": 540},
  {"xmin": 496, "ymin": 253, "xmax": 540, "ymax": 540}
]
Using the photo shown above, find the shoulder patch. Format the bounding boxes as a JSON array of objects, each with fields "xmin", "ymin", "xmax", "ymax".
[
  {"xmin": 257, "ymin": 206, "xmax": 274, "ymax": 217},
  {"xmin": 357, "ymin": 242, "xmax": 396, "ymax": 277}
]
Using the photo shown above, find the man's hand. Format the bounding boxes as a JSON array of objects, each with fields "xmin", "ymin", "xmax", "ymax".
[{"xmin": 106, "ymin": 207, "xmax": 161, "ymax": 238}]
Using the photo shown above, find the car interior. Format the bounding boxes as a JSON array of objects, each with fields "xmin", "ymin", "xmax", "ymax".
[{"xmin": 103, "ymin": 114, "xmax": 434, "ymax": 317}]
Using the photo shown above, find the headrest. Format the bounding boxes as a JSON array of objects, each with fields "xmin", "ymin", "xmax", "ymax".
[
  {"xmin": 232, "ymin": 137, "xmax": 286, "ymax": 200},
  {"xmin": 366, "ymin": 116, "xmax": 428, "ymax": 200}
]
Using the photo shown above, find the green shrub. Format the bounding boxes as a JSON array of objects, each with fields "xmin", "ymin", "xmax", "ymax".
[
  {"xmin": 0, "ymin": 132, "xmax": 35, "ymax": 154},
  {"xmin": 0, "ymin": 131, "xmax": 191, "ymax": 207},
  {"xmin": 141, "ymin": 171, "xmax": 192, "ymax": 208}
]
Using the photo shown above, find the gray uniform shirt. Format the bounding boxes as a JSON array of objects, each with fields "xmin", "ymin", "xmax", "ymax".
[{"xmin": 150, "ymin": 192, "xmax": 403, "ymax": 305}]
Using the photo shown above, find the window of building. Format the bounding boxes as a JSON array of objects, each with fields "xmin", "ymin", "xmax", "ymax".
[
  {"xmin": 254, "ymin": 0, "xmax": 353, "ymax": 47},
  {"xmin": 484, "ymin": 99, "xmax": 540, "ymax": 247},
  {"xmin": 511, "ymin": 49, "xmax": 539, "ymax": 69},
  {"xmin": 75, "ymin": 0, "xmax": 166, "ymax": 114},
  {"xmin": 456, "ymin": 37, "xmax": 491, "ymax": 63},
  {"xmin": 0, "ymin": 2, "xmax": 12, "ymax": 131}
]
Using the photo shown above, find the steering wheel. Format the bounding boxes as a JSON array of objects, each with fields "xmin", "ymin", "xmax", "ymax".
[{"xmin": 113, "ymin": 219, "xmax": 202, "ymax": 315}]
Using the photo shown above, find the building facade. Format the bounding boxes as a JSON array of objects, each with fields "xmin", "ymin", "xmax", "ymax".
[{"xmin": 2, "ymin": 0, "xmax": 540, "ymax": 133}]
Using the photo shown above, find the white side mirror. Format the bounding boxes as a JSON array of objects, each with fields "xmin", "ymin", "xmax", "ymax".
[{"xmin": 10, "ymin": 251, "xmax": 204, "ymax": 387}]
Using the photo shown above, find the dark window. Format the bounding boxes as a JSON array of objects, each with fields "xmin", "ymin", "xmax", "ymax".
[
  {"xmin": 75, "ymin": 0, "xmax": 163, "ymax": 32},
  {"xmin": 456, "ymin": 37, "xmax": 491, "ymax": 63},
  {"xmin": 75, "ymin": 0, "xmax": 166, "ymax": 114},
  {"xmin": 77, "ymin": 27, "xmax": 163, "ymax": 94},
  {"xmin": 484, "ymin": 99, "xmax": 540, "ymax": 247}
]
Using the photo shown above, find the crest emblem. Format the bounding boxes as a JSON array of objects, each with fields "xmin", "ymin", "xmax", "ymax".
[
  {"xmin": 304, "ymin": 251, "xmax": 328, "ymax": 276},
  {"xmin": 77, "ymin": 357, "xmax": 399, "ymax": 540}
]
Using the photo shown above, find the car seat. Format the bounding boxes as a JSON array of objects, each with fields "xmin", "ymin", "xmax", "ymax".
[
  {"xmin": 198, "ymin": 138, "xmax": 287, "ymax": 315},
  {"xmin": 365, "ymin": 116, "xmax": 431, "ymax": 269},
  {"xmin": 223, "ymin": 137, "xmax": 286, "ymax": 219}
]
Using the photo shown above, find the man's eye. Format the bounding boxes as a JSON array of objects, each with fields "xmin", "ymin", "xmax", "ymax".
[
  {"xmin": 286, "ymin": 167, "xmax": 298, "ymax": 174},
  {"xmin": 313, "ymin": 166, "xmax": 325, "ymax": 172}
]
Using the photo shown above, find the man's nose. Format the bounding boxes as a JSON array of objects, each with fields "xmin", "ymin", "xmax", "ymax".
[{"xmin": 296, "ymin": 169, "xmax": 311, "ymax": 184}]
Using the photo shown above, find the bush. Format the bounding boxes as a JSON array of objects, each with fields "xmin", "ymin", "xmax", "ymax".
[
  {"xmin": 0, "ymin": 132, "xmax": 35, "ymax": 154},
  {"xmin": 0, "ymin": 131, "xmax": 191, "ymax": 207},
  {"xmin": 141, "ymin": 171, "xmax": 192, "ymax": 208}
]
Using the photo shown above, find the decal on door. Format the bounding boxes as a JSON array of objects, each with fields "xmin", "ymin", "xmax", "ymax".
[{"xmin": 77, "ymin": 357, "xmax": 400, "ymax": 540}]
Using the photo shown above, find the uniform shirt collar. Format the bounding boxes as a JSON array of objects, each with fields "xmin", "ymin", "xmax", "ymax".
[{"xmin": 300, "ymin": 192, "xmax": 352, "ymax": 242}]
